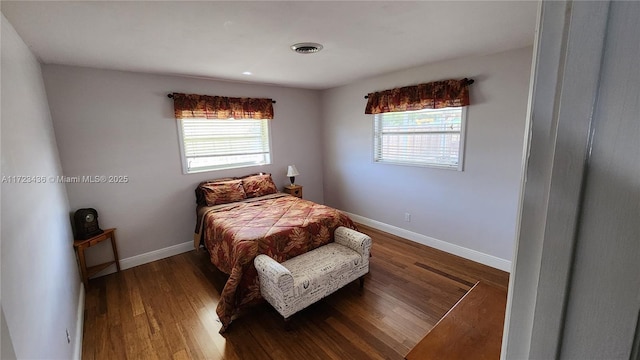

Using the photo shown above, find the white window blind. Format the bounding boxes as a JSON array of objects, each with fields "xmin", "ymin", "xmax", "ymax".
[
  {"xmin": 178, "ymin": 118, "xmax": 271, "ymax": 174},
  {"xmin": 374, "ymin": 107, "xmax": 466, "ymax": 170}
]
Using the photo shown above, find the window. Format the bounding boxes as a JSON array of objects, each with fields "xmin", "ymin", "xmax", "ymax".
[
  {"xmin": 178, "ymin": 118, "xmax": 271, "ymax": 174},
  {"xmin": 373, "ymin": 107, "xmax": 466, "ymax": 170}
]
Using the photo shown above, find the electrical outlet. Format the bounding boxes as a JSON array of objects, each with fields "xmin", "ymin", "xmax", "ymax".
[
  {"xmin": 66, "ymin": 328, "xmax": 71, "ymax": 344},
  {"xmin": 404, "ymin": 212, "xmax": 411, "ymax": 222}
]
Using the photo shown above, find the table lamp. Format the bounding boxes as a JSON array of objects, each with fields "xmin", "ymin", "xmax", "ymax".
[{"xmin": 286, "ymin": 165, "xmax": 300, "ymax": 185}]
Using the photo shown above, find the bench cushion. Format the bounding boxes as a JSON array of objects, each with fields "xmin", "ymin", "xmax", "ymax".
[
  {"xmin": 255, "ymin": 226, "xmax": 371, "ymax": 320},
  {"xmin": 282, "ymin": 243, "xmax": 362, "ymax": 298}
]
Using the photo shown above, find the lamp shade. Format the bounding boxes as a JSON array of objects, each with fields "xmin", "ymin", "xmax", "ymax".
[{"xmin": 286, "ymin": 165, "xmax": 300, "ymax": 177}]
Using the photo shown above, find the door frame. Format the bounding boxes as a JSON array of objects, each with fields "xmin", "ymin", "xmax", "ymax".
[{"xmin": 502, "ymin": 1, "xmax": 611, "ymax": 358}]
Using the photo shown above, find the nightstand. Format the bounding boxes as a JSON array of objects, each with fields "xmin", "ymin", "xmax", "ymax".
[
  {"xmin": 283, "ymin": 184, "xmax": 303, "ymax": 198},
  {"xmin": 73, "ymin": 228, "xmax": 120, "ymax": 288}
]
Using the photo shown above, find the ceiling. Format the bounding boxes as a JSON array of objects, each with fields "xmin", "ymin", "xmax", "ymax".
[{"xmin": 1, "ymin": 1, "xmax": 538, "ymax": 90}]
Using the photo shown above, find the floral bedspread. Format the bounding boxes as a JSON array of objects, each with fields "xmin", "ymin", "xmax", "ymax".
[{"xmin": 198, "ymin": 193, "xmax": 356, "ymax": 331}]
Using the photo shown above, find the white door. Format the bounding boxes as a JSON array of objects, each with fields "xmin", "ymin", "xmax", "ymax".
[
  {"xmin": 559, "ymin": 1, "xmax": 640, "ymax": 358},
  {"xmin": 504, "ymin": 1, "xmax": 640, "ymax": 359}
]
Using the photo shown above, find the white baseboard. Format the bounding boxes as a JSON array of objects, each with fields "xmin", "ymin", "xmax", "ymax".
[
  {"xmin": 85, "ymin": 212, "xmax": 512, "ymax": 275},
  {"xmin": 119, "ymin": 241, "xmax": 194, "ymax": 270},
  {"xmin": 90, "ymin": 240, "xmax": 194, "ymax": 278},
  {"xmin": 73, "ymin": 283, "xmax": 85, "ymax": 360},
  {"xmin": 344, "ymin": 212, "xmax": 512, "ymax": 272}
]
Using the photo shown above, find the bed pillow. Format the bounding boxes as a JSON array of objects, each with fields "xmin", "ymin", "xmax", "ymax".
[
  {"xmin": 201, "ymin": 180, "xmax": 247, "ymax": 206},
  {"xmin": 241, "ymin": 174, "xmax": 278, "ymax": 198},
  {"xmin": 195, "ymin": 177, "xmax": 236, "ymax": 206}
]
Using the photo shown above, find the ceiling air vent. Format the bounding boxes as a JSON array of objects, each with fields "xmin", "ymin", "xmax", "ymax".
[{"xmin": 290, "ymin": 42, "xmax": 324, "ymax": 54}]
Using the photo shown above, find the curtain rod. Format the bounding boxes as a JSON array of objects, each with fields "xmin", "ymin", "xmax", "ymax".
[
  {"xmin": 167, "ymin": 93, "xmax": 276, "ymax": 104},
  {"xmin": 363, "ymin": 78, "xmax": 475, "ymax": 99}
]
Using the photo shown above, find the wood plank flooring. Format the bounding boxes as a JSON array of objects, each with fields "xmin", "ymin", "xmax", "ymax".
[
  {"xmin": 405, "ymin": 281, "xmax": 508, "ymax": 360},
  {"xmin": 82, "ymin": 224, "xmax": 509, "ymax": 359}
]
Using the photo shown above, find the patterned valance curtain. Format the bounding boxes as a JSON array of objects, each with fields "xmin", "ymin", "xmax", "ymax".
[
  {"xmin": 364, "ymin": 78, "xmax": 471, "ymax": 114},
  {"xmin": 172, "ymin": 93, "xmax": 274, "ymax": 120}
]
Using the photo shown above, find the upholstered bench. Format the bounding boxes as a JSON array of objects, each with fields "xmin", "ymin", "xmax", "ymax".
[{"xmin": 254, "ymin": 226, "xmax": 372, "ymax": 325}]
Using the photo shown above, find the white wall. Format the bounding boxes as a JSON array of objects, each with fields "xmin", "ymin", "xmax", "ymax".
[
  {"xmin": 321, "ymin": 46, "xmax": 532, "ymax": 266},
  {"xmin": 42, "ymin": 65, "xmax": 324, "ymax": 266},
  {"xmin": 1, "ymin": 15, "xmax": 81, "ymax": 359}
]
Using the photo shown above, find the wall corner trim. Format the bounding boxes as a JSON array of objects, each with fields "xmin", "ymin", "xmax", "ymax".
[
  {"xmin": 73, "ymin": 284, "xmax": 85, "ymax": 360},
  {"xmin": 344, "ymin": 211, "xmax": 512, "ymax": 272}
]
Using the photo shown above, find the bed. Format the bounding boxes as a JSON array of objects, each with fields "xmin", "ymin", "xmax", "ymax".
[{"xmin": 193, "ymin": 173, "xmax": 356, "ymax": 331}]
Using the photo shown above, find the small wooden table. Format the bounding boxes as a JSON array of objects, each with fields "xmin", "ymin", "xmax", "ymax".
[
  {"xmin": 405, "ymin": 281, "xmax": 507, "ymax": 360},
  {"xmin": 73, "ymin": 228, "xmax": 120, "ymax": 288},
  {"xmin": 283, "ymin": 184, "xmax": 303, "ymax": 198}
]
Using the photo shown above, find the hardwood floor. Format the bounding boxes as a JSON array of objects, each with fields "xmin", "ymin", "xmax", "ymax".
[
  {"xmin": 405, "ymin": 282, "xmax": 508, "ymax": 360},
  {"xmin": 82, "ymin": 224, "xmax": 509, "ymax": 360}
]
